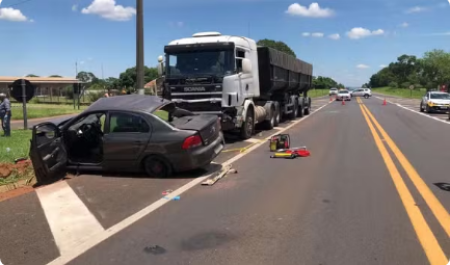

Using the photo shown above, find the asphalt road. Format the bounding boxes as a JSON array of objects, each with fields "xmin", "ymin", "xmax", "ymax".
[{"xmin": 2, "ymin": 96, "xmax": 450, "ymax": 265}]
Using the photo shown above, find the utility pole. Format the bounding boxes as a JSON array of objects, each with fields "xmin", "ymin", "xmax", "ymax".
[
  {"xmin": 21, "ymin": 79, "xmax": 28, "ymax": 130},
  {"xmin": 74, "ymin": 61, "xmax": 78, "ymax": 110},
  {"xmin": 136, "ymin": 0, "xmax": 145, "ymax": 95}
]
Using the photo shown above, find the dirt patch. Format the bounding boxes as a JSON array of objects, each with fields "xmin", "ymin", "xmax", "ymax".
[
  {"xmin": 0, "ymin": 186, "xmax": 35, "ymax": 202},
  {"xmin": 0, "ymin": 160, "xmax": 33, "ymax": 179}
]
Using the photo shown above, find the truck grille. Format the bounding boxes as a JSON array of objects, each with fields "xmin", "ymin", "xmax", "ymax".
[{"xmin": 175, "ymin": 101, "xmax": 222, "ymax": 112}]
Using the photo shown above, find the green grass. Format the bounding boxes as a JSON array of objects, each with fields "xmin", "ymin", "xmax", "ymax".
[
  {"xmin": 373, "ymin": 87, "xmax": 427, "ymax": 99},
  {"xmin": 309, "ymin": 89, "xmax": 329, "ymax": 98},
  {"xmin": 11, "ymin": 103, "xmax": 87, "ymax": 120},
  {"xmin": 0, "ymin": 130, "xmax": 32, "ymax": 163}
]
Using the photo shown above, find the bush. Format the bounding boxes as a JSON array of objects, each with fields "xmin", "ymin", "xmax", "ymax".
[
  {"xmin": 65, "ymin": 86, "xmax": 74, "ymax": 100},
  {"xmin": 88, "ymin": 91, "xmax": 105, "ymax": 102},
  {"xmin": 388, "ymin": 82, "xmax": 398, "ymax": 88}
]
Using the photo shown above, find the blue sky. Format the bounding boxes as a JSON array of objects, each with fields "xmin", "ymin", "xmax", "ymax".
[{"xmin": 0, "ymin": 0, "xmax": 448, "ymax": 86}]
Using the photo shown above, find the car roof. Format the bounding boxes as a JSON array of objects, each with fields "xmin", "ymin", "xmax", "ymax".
[
  {"xmin": 85, "ymin": 95, "xmax": 172, "ymax": 113},
  {"xmin": 430, "ymin": 91, "xmax": 448, "ymax": 94}
]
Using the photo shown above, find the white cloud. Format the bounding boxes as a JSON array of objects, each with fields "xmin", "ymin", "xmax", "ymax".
[
  {"xmin": 406, "ymin": 6, "xmax": 426, "ymax": 13},
  {"xmin": 302, "ymin": 32, "xmax": 311, "ymax": 37},
  {"xmin": 356, "ymin": 64, "xmax": 369, "ymax": 69},
  {"xmin": 81, "ymin": 0, "xmax": 136, "ymax": 21},
  {"xmin": 286, "ymin": 3, "xmax": 334, "ymax": 18},
  {"xmin": 380, "ymin": 64, "xmax": 387, "ymax": 68},
  {"xmin": 346, "ymin": 27, "xmax": 385, "ymax": 39},
  {"xmin": 371, "ymin": 29, "xmax": 384, "ymax": 35},
  {"xmin": 311, "ymin": 32, "xmax": 324, "ymax": 38},
  {"xmin": 399, "ymin": 22, "xmax": 409, "ymax": 28},
  {"xmin": 72, "ymin": 5, "xmax": 78, "ymax": 12},
  {"xmin": 328, "ymin": 33, "xmax": 340, "ymax": 40},
  {"xmin": 0, "ymin": 7, "xmax": 29, "ymax": 22}
]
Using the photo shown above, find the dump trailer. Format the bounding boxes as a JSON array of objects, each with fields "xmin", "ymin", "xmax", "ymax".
[{"xmin": 156, "ymin": 32, "xmax": 313, "ymax": 139}]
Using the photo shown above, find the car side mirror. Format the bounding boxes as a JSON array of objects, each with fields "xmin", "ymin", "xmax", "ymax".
[{"xmin": 242, "ymin": 58, "xmax": 252, "ymax": 74}]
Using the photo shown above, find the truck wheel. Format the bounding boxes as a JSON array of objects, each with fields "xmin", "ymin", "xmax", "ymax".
[
  {"xmin": 304, "ymin": 106, "xmax": 310, "ymax": 115},
  {"xmin": 289, "ymin": 101, "xmax": 298, "ymax": 120},
  {"xmin": 274, "ymin": 107, "xmax": 281, "ymax": 126},
  {"xmin": 263, "ymin": 107, "xmax": 275, "ymax": 130},
  {"xmin": 297, "ymin": 103, "xmax": 304, "ymax": 118},
  {"xmin": 240, "ymin": 108, "xmax": 254, "ymax": 139}
]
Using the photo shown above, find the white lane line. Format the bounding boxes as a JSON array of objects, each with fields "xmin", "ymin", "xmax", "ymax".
[
  {"xmin": 273, "ymin": 127, "xmax": 284, "ymax": 130},
  {"xmin": 244, "ymin": 138, "xmax": 260, "ymax": 144},
  {"xmin": 36, "ymin": 181, "xmax": 104, "ymax": 256},
  {"xmin": 395, "ymin": 103, "xmax": 450, "ymax": 124},
  {"xmin": 46, "ymin": 102, "xmax": 332, "ymax": 265},
  {"xmin": 373, "ymin": 97, "xmax": 450, "ymax": 124}
]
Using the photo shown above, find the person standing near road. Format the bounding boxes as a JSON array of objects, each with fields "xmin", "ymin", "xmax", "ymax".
[{"xmin": 0, "ymin": 93, "xmax": 11, "ymax": 137}]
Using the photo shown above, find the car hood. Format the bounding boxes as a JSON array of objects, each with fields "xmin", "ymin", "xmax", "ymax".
[{"xmin": 429, "ymin": 99, "xmax": 450, "ymax": 104}]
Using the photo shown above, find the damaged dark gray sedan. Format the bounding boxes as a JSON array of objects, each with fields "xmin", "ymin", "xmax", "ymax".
[{"xmin": 29, "ymin": 95, "xmax": 225, "ymax": 184}]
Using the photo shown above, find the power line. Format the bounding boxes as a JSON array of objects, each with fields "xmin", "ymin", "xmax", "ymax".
[{"xmin": 3, "ymin": 0, "xmax": 33, "ymax": 8}]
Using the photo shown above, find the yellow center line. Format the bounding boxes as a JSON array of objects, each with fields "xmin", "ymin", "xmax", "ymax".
[
  {"xmin": 361, "ymin": 104, "xmax": 450, "ymax": 238},
  {"xmin": 359, "ymin": 104, "xmax": 447, "ymax": 265}
]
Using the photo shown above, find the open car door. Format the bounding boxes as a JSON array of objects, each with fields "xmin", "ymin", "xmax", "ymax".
[{"xmin": 29, "ymin": 122, "xmax": 67, "ymax": 184}]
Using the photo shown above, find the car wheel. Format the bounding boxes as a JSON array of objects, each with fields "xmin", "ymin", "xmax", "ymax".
[
  {"xmin": 420, "ymin": 102, "xmax": 424, "ymax": 112},
  {"xmin": 143, "ymin": 156, "xmax": 172, "ymax": 178},
  {"xmin": 425, "ymin": 105, "xmax": 431, "ymax": 113},
  {"xmin": 240, "ymin": 108, "xmax": 254, "ymax": 139}
]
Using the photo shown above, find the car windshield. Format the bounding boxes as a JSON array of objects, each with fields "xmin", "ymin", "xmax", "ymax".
[
  {"xmin": 166, "ymin": 50, "xmax": 235, "ymax": 78},
  {"xmin": 330, "ymin": 88, "xmax": 337, "ymax": 91},
  {"xmin": 339, "ymin": 90, "xmax": 349, "ymax": 94},
  {"xmin": 430, "ymin": 93, "xmax": 450, "ymax": 99}
]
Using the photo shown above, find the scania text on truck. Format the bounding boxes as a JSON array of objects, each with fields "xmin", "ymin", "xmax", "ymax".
[{"xmin": 156, "ymin": 32, "xmax": 313, "ymax": 139}]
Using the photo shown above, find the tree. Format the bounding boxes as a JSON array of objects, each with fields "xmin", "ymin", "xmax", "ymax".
[
  {"xmin": 26, "ymin": 74, "xmax": 39, "ymax": 77},
  {"xmin": 49, "ymin": 75, "xmax": 62, "ymax": 77},
  {"xmin": 256, "ymin": 39, "xmax": 296, "ymax": 57},
  {"xmin": 313, "ymin": 76, "xmax": 338, "ymax": 89},
  {"xmin": 76, "ymin": 71, "xmax": 96, "ymax": 83},
  {"xmin": 118, "ymin": 66, "xmax": 158, "ymax": 91}
]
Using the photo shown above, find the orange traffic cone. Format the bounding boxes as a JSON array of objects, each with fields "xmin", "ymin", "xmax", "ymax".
[
  {"xmin": 342, "ymin": 99, "xmax": 345, "ymax": 106},
  {"xmin": 383, "ymin": 99, "xmax": 387, "ymax": 106}
]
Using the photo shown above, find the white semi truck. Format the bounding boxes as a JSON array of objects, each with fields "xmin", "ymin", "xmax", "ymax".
[{"xmin": 156, "ymin": 32, "xmax": 313, "ymax": 139}]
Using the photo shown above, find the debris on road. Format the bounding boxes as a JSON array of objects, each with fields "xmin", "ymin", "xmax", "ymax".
[
  {"xmin": 163, "ymin": 195, "xmax": 181, "ymax": 201},
  {"xmin": 201, "ymin": 164, "xmax": 236, "ymax": 186},
  {"xmin": 144, "ymin": 245, "xmax": 166, "ymax": 255},
  {"xmin": 270, "ymin": 146, "xmax": 311, "ymax": 159},
  {"xmin": 162, "ymin": 189, "xmax": 173, "ymax": 196}
]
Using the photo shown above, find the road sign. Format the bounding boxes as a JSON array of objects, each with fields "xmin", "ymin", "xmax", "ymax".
[{"xmin": 9, "ymin": 79, "xmax": 35, "ymax": 102}]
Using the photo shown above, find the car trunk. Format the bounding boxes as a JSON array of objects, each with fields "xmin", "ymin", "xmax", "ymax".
[{"xmin": 171, "ymin": 115, "xmax": 220, "ymax": 146}]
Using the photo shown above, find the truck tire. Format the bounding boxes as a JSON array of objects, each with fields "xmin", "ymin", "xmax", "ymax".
[
  {"xmin": 240, "ymin": 108, "xmax": 254, "ymax": 139},
  {"xmin": 297, "ymin": 103, "xmax": 304, "ymax": 118},
  {"xmin": 274, "ymin": 106, "xmax": 281, "ymax": 126},
  {"xmin": 289, "ymin": 100, "xmax": 298, "ymax": 119},
  {"xmin": 262, "ymin": 106, "xmax": 275, "ymax": 130},
  {"xmin": 304, "ymin": 105, "xmax": 310, "ymax": 115}
]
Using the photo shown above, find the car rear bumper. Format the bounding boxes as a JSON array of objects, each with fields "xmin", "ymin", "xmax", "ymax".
[
  {"xmin": 336, "ymin": 96, "xmax": 351, "ymax": 101},
  {"xmin": 172, "ymin": 132, "xmax": 225, "ymax": 172}
]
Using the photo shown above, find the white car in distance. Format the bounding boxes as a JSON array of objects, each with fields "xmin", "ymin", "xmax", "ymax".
[{"xmin": 336, "ymin": 90, "xmax": 351, "ymax": 101}]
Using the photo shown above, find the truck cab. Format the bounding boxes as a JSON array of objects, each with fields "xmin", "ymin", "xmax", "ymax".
[{"xmin": 157, "ymin": 32, "xmax": 313, "ymax": 139}]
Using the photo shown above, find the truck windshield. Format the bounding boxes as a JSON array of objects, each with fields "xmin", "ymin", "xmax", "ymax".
[{"xmin": 166, "ymin": 50, "xmax": 234, "ymax": 77}]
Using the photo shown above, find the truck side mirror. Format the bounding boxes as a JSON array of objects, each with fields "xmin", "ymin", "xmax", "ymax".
[
  {"xmin": 157, "ymin": 56, "xmax": 164, "ymax": 76},
  {"xmin": 242, "ymin": 58, "xmax": 252, "ymax": 74}
]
